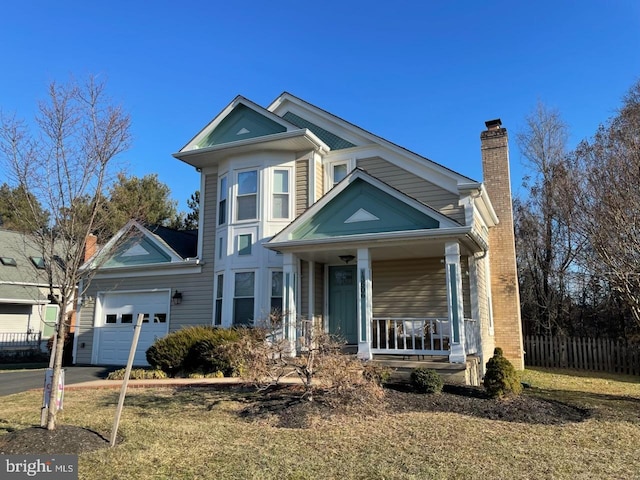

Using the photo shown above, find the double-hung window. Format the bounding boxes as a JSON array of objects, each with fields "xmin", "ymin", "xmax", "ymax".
[
  {"xmin": 233, "ymin": 272, "xmax": 254, "ymax": 325},
  {"xmin": 237, "ymin": 170, "xmax": 257, "ymax": 221},
  {"xmin": 218, "ymin": 176, "xmax": 227, "ymax": 225},
  {"xmin": 215, "ymin": 274, "xmax": 224, "ymax": 326},
  {"xmin": 270, "ymin": 271, "xmax": 283, "ymax": 316},
  {"xmin": 272, "ymin": 169, "xmax": 289, "ymax": 219}
]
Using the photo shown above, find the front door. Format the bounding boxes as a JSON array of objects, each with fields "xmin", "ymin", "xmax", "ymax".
[{"xmin": 328, "ymin": 265, "xmax": 358, "ymax": 344}]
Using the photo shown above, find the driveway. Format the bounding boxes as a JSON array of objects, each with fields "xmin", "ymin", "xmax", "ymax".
[{"xmin": 0, "ymin": 366, "xmax": 118, "ymax": 396}]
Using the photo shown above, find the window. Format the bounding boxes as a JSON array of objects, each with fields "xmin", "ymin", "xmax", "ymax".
[
  {"xmin": 142, "ymin": 313, "xmax": 150, "ymax": 323},
  {"xmin": 270, "ymin": 271, "xmax": 283, "ymax": 317},
  {"xmin": 233, "ymin": 272, "xmax": 254, "ymax": 325},
  {"xmin": 272, "ymin": 169, "xmax": 289, "ymax": 218},
  {"xmin": 0, "ymin": 257, "xmax": 17, "ymax": 267},
  {"xmin": 333, "ymin": 163, "xmax": 348, "ymax": 186},
  {"xmin": 30, "ymin": 257, "xmax": 45, "ymax": 269},
  {"xmin": 121, "ymin": 314, "xmax": 133, "ymax": 324},
  {"xmin": 154, "ymin": 313, "xmax": 167, "ymax": 323},
  {"xmin": 238, "ymin": 234, "xmax": 252, "ymax": 256},
  {"xmin": 218, "ymin": 176, "xmax": 227, "ymax": 225},
  {"xmin": 215, "ymin": 274, "xmax": 223, "ymax": 326},
  {"xmin": 237, "ymin": 170, "xmax": 257, "ymax": 221},
  {"xmin": 218, "ymin": 237, "xmax": 224, "ymax": 260},
  {"xmin": 105, "ymin": 314, "xmax": 117, "ymax": 324}
]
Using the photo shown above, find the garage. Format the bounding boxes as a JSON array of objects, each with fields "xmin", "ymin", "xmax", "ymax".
[{"xmin": 95, "ymin": 291, "xmax": 170, "ymax": 366}]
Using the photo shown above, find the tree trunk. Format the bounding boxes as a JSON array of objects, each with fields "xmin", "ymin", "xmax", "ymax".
[{"xmin": 46, "ymin": 308, "xmax": 67, "ymax": 430}]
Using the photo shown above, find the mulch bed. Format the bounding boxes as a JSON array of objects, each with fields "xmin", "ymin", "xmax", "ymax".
[
  {"xmin": 0, "ymin": 383, "xmax": 590, "ymax": 453},
  {"xmin": 0, "ymin": 425, "xmax": 110, "ymax": 455}
]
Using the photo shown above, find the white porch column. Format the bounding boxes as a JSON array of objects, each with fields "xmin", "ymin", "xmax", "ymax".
[
  {"xmin": 283, "ymin": 252, "xmax": 297, "ymax": 356},
  {"xmin": 356, "ymin": 248, "xmax": 373, "ymax": 360},
  {"xmin": 445, "ymin": 242, "xmax": 466, "ymax": 363}
]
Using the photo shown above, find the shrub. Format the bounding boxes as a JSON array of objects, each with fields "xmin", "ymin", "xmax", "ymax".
[
  {"xmin": 410, "ymin": 367, "xmax": 444, "ymax": 394},
  {"xmin": 146, "ymin": 326, "xmax": 242, "ymax": 376},
  {"xmin": 185, "ymin": 328, "xmax": 246, "ymax": 376},
  {"xmin": 107, "ymin": 368, "xmax": 167, "ymax": 380},
  {"xmin": 47, "ymin": 332, "xmax": 75, "ymax": 366},
  {"xmin": 483, "ymin": 347, "xmax": 522, "ymax": 398}
]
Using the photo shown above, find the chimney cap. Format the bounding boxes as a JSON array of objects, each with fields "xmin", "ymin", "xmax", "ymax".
[{"xmin": 485, "ymin": 119, "xmax": 502, "ymax": 130}]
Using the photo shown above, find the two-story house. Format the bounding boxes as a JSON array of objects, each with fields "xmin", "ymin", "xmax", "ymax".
[{"xmin": 73, "ymin": 93, "xmax": 524, "ymax": 380}]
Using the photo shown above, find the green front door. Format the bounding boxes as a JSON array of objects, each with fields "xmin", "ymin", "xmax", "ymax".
[{"xmin": 329, "ymin": 265, "xmax": 358, "ymax": 344}]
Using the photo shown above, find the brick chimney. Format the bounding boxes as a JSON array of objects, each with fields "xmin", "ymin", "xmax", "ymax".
[
  {"xmin": 481, "ymin": 119, "xmax": 524, "ymax": 369},
  {"xmin": 84, "ymin": 234, "xmax": 98, "ymax": 262}
]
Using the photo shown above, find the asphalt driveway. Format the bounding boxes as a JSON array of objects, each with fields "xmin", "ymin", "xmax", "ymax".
[{"xmin": 0, "ymin": 366, "xmax": 118, "ymax": 396}]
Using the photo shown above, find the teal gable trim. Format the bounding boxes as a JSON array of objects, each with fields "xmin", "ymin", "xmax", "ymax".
[
  {"xmin": 282, "ymin": 112, "xmax": 355, "ymax": 150},
  {"xmin": 291, "ymin": 179, "xmax": 440, "ymax": 240},
  {"xmin": 103, "ymin": 237, "xmax": 172, "ymax": 267},
  {"xmin": 199, "ymin": 104, "xmax": 286, "ymax": 148}
]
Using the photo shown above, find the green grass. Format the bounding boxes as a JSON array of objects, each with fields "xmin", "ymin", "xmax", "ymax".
[{"xmin": 1, "ymin": 368, "xmax": 640, "ymax": 479}]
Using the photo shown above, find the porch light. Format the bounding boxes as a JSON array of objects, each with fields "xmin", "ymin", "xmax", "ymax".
[
  {"xmin": 339, "ymin": 254, "xmax": 356, "ymax": 264},
  {"xmin": 172, "ymin": 290, "xmax": 183, "ymax": 305}
]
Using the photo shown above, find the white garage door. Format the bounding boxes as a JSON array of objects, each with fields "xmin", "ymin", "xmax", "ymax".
[{"xmin": 97, "ymin": 291, "xmax": 169, "ymax": 366}]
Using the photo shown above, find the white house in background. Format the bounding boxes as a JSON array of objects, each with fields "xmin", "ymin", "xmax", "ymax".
[{"xmin": 74, "ymin": 92, "xmax": 524, "ymax": 382}]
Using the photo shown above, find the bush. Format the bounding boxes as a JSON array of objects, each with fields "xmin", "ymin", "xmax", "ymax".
[
  {"xmin": 107, "ymin": 368, "xmax": 167, "ymax": 380},
  {"xmin": 47, "ymin": 332, "xmax": 74, "ymax": 366},
  {"xmin": 147, "ymin": 326, "xmax": 241, "ymax": 376},
  {"xmin": 483, "ymin": 347, "xmax": 522, "ymax": 398},
  {"xmin": 410, "ymin": 368, "xmax": 444, "ymax": 394},
  {"xmin": 146, "ymin": 326, "xmax": 249, "ymax": 377},
  {"xmin": 185, "ymin": 328, "xmax": 246, "ymax": 376}
]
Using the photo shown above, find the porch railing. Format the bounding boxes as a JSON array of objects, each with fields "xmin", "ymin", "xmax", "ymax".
[
  {"xmin": 464, "ymin": 318, "xmax": 480, "ymax": 355},
  {"xmin": 371, "ymin": 318, "xmax": 450, "ymax": 355},
  {"xmin": 0, "ymin": 332, "xmax": 42, "ymax": 350}
]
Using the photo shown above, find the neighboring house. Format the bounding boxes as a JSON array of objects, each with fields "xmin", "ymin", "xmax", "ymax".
[
  {"xmin": 0, "ymin": 229, "xmax": 64, "ymax": 349},
  {"xmin": 74, "ymin": 93, "xmax": 524, "ymax": 378}
]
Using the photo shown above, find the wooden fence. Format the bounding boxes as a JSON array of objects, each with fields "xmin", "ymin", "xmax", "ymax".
[{"xmin": 524, "ymin": 335, "xmax": 640, "ymax": 376}]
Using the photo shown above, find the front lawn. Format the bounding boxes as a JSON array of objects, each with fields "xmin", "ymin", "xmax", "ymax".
[{"xmin": 1, "ymin": 368, "xmax": 639, "ymax": 479}]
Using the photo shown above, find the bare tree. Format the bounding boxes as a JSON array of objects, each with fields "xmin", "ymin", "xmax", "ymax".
[
  {"xmin": 0, "ymin": 76, "xmax": 131, "ymax": 429},
  {"xmin": 515, "ymin": 102, "xmax": 583, "ymax": 334},
  {"xmin": 571, "ymin": 80, "xmax": 640, "ymax": 329}
]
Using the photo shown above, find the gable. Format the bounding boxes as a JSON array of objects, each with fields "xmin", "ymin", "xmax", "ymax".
[
  {"xmin": 197, "ymin": 104, "xmax": 287, "ymax": 148},
  {"xmin": 102, "ymin": 236, "xmax": 172, "ymax": 267},
  {"xmin": 291, "ymin": 178, "xmax": 440, "ymax": 240}
]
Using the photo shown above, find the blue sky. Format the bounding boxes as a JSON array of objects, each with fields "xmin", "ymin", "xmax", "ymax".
[{"xmin": 1, "ymin": 1, "xmax": 638, "ymax": 211}]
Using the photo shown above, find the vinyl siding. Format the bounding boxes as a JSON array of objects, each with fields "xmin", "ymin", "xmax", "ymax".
[
  {"xmin": 315, "ymin": 161, "xmax": 323, "ymax": 204},
  {"xmin": 357, "ymin": 157, "xmax": 465, "ymax": 224},
  {"xmin": 295, "ymin": 159, "xmax": 309, "ymax": 216},
  {"xmin": 372, "ymin": 257, "xmax": 470, "ymax": 318},
  {"xmin": 314, "ymin": 262, "xmax": 324, "ymax": 323}
]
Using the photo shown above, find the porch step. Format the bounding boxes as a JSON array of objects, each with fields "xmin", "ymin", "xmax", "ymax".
[{"xmin": 372, "ymin": 355, "xmax": 481, "ymax": 386}]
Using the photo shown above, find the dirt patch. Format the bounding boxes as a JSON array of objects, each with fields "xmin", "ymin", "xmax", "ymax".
[{"xmin": 0, "ymin": 425, "xmax": 111, "ymax": 455}]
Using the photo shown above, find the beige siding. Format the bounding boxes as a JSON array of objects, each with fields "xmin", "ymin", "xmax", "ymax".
[
  {"xmin": 357, "ymin": 157, "xmax": 465, "ymax": 223},
  {"xmin": 372, "ymin": 258, "xmax": 447, "ymax": 318},
  {"xmin": 203, "ymin": 172, "xmax": 218, "ymax": 265},
  {"xmin": 295, "ymin": 159, "xmax": 309, "ymax": 216},
  {"xmin": 315, "ymin": 161, "xmax": 323, "ymax": 204},
  {"xmin": 372, "ymin": 257, "xmax": 471, "ymax": 319}
]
